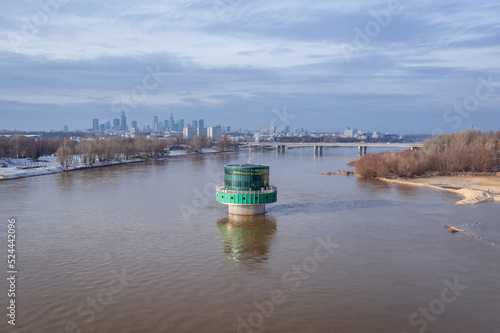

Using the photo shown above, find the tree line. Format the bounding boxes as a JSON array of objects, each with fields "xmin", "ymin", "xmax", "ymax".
[
  {"xmin": 0, "ymin": 135, "xmax": 61, "ymax": 160},
  {"xmin": 349, "ymin": 130, "xmax": 500, "ymax": 178},
  {"xmin": 1, "ymin": 134, "xmax": 239, "ymax": 168}
]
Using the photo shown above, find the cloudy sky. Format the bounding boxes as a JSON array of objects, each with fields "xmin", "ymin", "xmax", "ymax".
[{"xmin": 1, "ymin": 0, "xmax": 499, "ymax": 133}]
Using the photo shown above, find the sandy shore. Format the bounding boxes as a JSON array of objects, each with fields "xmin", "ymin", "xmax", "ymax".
[{"xmin": 380, "ymin": 174, "xmax": 500, "ymax": 205}]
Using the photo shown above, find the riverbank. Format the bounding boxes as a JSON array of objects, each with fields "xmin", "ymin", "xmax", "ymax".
[
  {"xmin": 0, "ymin": 158, "xmax": 147, "ymax": 181},
  {"xmin": 379, "ymin": 174, "xmax": 500, "ymax": 205},
  {"xmin": 0, "ymin": 149, "xmax": 240, "ymax": 182}
]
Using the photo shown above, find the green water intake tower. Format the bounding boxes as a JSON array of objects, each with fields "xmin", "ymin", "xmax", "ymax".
[{"xmin": 216, "ymin": 164, "xmax": 278, "ymax": 215}]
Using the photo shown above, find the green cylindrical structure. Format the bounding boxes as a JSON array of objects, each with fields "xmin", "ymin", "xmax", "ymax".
[{"xmin": 216, "ymin": 164, "xmax": 277, "ymax": 215}]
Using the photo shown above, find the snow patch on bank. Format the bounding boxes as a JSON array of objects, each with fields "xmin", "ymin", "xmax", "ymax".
[{"xmin": 0, "ymin": 158, "xmax": 145, "ymax": 181}]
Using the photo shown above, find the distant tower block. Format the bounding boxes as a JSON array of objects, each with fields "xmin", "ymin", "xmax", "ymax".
[{"xmin": 216, "ymin": 164, "xmax": 277, "ymax": 215}]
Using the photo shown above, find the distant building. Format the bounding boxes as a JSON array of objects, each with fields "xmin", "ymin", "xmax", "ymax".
[
  {"xmin": 63, "ymin": 125, "xmax": 68, "ymax": 132},
  {"xmin": 131, "ymin": 121, "xmax": 138, "ymax": 131},
  {"xmin": 192, "ymin": 120, "xmax": 198, "ymax": 128},
  {"xmin": 120, "ymin": 111, "xmax": 128, "ymax": 131},
  {"xmin": 153, "ymin": 115, "xmax": 158, "ymax": 131},
  {"xmin": 99, "ymin": 124, "xmax": 105, "ymax": 132},
  {"xmin": 355, "ymin": 131, "xmax": 371, "ymax": 140},
  {"xmin": 92, "ymin": 119, "xmax": 99, "ymax": 132},
  {"xmin": 183, "ymin": 126, "xmax": 197, "ymax": 139},
  {"xmin": 113, "ymin": 119, "xmax": 120, "ymax": 130},
  {"xmin": 227, "ymin": 126, "xmax": 231, "ymax": 132},
  {"xmin": 179, "ymin": 119, "xmax": 184, "ymax": 131},
  {"xmin": 208, "ymin": 125, "xmax": 223, "ymax": 141},
  {"xmin": 198, "ymin": 119, "xmax": 204, "ymax": 129},
  {"xmin": 168, "ymin": 113, "xmax": 174, "ymax": 131},
  {"xmin": 344, "ymin": 127, "xmax": 358, "ymax": 137},
  {"xmin": 197, "ymin": 127, "xmax": 208, "ymax": 136},
  {"xmin": 269, "ymin": 126, "xmax": 276, "ymax": 134},
  {"xmin": 104, "ymin": 121, "xmax": 111, "ymax": 131},
  {"xmin": 385, "ymin": 134, "xmax": 399, "ymax": 142},
  {"xmin": 285, "ymin": 126, "xmax": 290, "ymax": 133}
]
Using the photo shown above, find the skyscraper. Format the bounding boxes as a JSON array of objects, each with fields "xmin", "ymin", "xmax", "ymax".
[
  {"xmin": 113, "ymin": 119, "xmax": 120, "ymax": 130},
  {"xmin": 183, "ymin": 126, "xmax": 197, "ymax": 139},
  {"xmin": 198, "ymin": 119, "xmax": 204, "ymax": 129},
  {"xmin": 153, "ymin": 115, "xmax": 158, "ymax": 131},
  {"xmin": 179, "ymin": 119, "xmax": 184, "ymax": 131},
  {"xmin": 131, "ymin": 121, "xmax": 138, "ymax": 131},
  {"xmin": 120, "ymin": 111, "xmax": 128, "ymax": 131},
  {"xmin": 197, "ymin": 127, "xmax": 207, "ymax": 136},
  {"xmin": 192, "ymin": 120, "xmax": 198, "ymax": 128},
  {"xmin": 169, "ymin": 113, "xmax": 174, "ymax": 131},
  {"xmin": 208, "ymin": 125, "xmax": 223, "ymax": 141},
  {"xmin": 92, "ymin": 119, "xmax": 99, "ymax": 132}
]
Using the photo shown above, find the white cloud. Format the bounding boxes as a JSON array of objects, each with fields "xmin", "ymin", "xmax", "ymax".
[{"xmin": 0, "ymin": 0, "xmax": 499, "ymax": 132}]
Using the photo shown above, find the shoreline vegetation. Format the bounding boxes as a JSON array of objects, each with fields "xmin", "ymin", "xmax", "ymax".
[
  {"xmin": 0, "ymin": 134, "xmax": 239, "ymax": 181},
  {"xmin": 0, "ymin": 149, "xmax": 239, "ymax": 181},
  {"xmin": 342, "ymin": 130, "xmax": 500, "ymax": 205}
]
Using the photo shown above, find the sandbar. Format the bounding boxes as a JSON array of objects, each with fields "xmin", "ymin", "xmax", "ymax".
[{"xmin": 379, "ymin": 174, "xmax": 500, "ymax": 205}]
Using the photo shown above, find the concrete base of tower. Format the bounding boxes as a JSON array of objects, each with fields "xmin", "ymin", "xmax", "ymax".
[{"xmin": 228, "ymin": 204, "xmax": 266, "ymax": 215}]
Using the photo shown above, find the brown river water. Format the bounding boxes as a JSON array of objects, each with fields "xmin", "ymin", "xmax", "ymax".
[{"xmin": 1, "ymin": 148, "xmax": 499, "ymax": 333}]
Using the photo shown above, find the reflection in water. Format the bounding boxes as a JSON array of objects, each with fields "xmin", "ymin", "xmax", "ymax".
[{"xmin": 217, "ymin": 214, "xmax": 277, "ymax": 263}]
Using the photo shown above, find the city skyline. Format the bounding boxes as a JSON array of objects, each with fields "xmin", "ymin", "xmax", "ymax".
[
  {"xmin": 88, "ymin": 113, "xmax": 231, "ymax": 134},
  {"xmin": 0, "ymin": 113, "xmax": 484, "ymax": 136},
  {"xmin": 1, "ymin": 1, "xmax": 499, "ymax": 133}
]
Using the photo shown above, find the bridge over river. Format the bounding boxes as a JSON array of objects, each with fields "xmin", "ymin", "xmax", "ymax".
[{"xmin": 247, "ymin": 142, "xmax": 423, "ymax": 156}]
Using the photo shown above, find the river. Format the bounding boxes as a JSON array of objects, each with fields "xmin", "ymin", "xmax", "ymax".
[{"xmin": 1, "ymin": 147, "xmax": 499, "ymax": 333}]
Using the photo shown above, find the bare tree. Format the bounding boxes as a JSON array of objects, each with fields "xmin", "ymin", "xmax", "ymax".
[
  {"xmin": 135, "ymin": 135, "xmax": 151, "ymax": 156},
  {"xmin": 57, "ymin": 138, "xmax": 76, "ymax": 169},
  {"xmin": 352, "ymin": 130, "xmax": 500, "ymax": 178},
  {"xmin": 78, "ymin": 140, "xmax": 96, "ymax": 165},
  {"xmin": 216, "ymin": 134, "xmax": 237, "ymax": 151},
  {"xmin": 151, "ymin": 140, "xmax": 168, "ymax": 156},
  {"xmin": 191, "ymin": 135, "xmax": 211, "ymax": 151}
]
